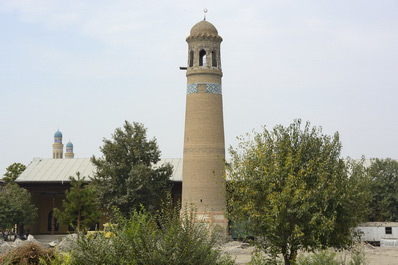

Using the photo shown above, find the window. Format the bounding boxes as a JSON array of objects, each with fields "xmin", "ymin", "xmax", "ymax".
[
  {"xmin": 189, "ymin": 50, "xmax": 194, "ymax": 67},
  {"xmin": 211, "ymin": 50, "xmax": 217, "ymax": 67},
  {"xmin": 386, "ymin": 227, "xmax": 392, "ymax": 234},
  {"xmin": 199, "ymin": 49, "xmax": 206, "ymax": 66}
]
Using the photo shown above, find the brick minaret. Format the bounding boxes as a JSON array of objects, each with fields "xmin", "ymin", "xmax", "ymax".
[
  {"xmin": 52, "ymin": 130, "xmax": 63, "ymax": 159},
  {"xmin": 181, "ymin": 19, "xmax": 227, "ymax": 231}
]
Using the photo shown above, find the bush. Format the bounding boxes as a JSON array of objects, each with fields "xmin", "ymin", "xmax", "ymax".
[
  {"xmin": 349, "ymin": 246, "xmax": 367, "ymax": 265},
  {"xmin": 69, "ymin": 204, "xmax": 235, "ymax": 265},
  {"xmin": 297, "ymin": 246, "xmax": 367, "ymax": 265},
  {"xmin": 69, "ymin": 232, "xmax": 121, "ymax": 265},
  {"xmin": 0, "ymin": 242, "xmax": 54, "ymax": 265},
  {"xmin": 249, "ymin": 248, "xmax": 283, "ymax": 265},
  {"xmin": 297, "ymin": 251, "xmax": 340, "ymax": 265},
  {"xmin": 248, "ymin": 246, "xmax": 367, "ymax": 265}
]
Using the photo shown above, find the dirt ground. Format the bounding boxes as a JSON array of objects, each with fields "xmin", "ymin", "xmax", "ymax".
[
  {"xmin": 221, "ymin": 241, "xmax": 398, "ymax": 265},
  {"xmin": 365, "ymin": 246, "xmax": 398, "ymax": 265}
]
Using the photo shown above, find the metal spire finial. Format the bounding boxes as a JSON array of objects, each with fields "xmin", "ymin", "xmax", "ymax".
[{"xmin": 203, "ymin": 8, "xmax": 208, "ymax": 20}]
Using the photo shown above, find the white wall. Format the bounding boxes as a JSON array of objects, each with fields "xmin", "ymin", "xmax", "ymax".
[{"xmin": 357, "ymin": 225, "xmax": 398, "ymax": 242}]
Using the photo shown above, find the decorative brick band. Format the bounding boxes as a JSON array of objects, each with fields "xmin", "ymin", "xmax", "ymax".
[
  {"xmin": 186, "ymin": 83, "xmax": 222, "ymax": 95},
  {"xmin": 184, "ymin": 147, "xmax": 225, "ymax": 154}
]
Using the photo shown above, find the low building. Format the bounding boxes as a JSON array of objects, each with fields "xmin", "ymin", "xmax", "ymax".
[
  {"xmin": 16, "ymin": 156, "xmax": 182, "ymax": 234},
  {"xmin": 357, "ymin": 222, "xmax": 398, "ymax": 246}
]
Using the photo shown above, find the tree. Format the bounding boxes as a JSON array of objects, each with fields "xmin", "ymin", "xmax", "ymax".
[
  {"xmin": 91, "ymin": 121, "xmax": 173, "ymax": 217},
  {"xmin": 3, "ymin": 163, "xmax": 26, "ymax": 183},
  {"xmin": 0, "ymin": 184, "xmax": 37, "ymax": 238},
  {"xmin": 367, "ymin": 158, "xmax": 398, "ymax": 221},
  {"xmin": 227, "ymin": 120, "xmax": 369, "ymax": 265},
  {"xmin": 54, "ymin": 172, "xmax": 100, "ymax": 231}
]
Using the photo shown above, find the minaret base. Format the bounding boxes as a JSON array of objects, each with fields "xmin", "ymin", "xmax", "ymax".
[
  {"xmin": 182, "ymin": 210, "xmax": 229, "ymax": 239},
  {"xmin": 197, "ymin": 210, "xmax": 228, "ymax": 232}
]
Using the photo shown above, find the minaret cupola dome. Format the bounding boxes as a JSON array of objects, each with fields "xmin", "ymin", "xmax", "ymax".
[
  {"xmin": 190, "ymin": 20, "xmax": 218, "ymax": 35},
  {"xmin": 187, "ymin": 20, "xmax": 222, "ymax": 41},
  {"xmin": 54, "ymin": 130, "xmax": 62, "ymax": 138},
  {"xmin": 66, "ymin": 142, "xmax": 73, "ymax": 148}
]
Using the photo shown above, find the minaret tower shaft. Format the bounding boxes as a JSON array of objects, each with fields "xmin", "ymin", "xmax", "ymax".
[
  {"xmin": 52, "ymin": 130, "xmax": 64, "ymax": 159},
  {"xmin": 182, "ymin": 19, "xmax": 227, "ymax": 230}
]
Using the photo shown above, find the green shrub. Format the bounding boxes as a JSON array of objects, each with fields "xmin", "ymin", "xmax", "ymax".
[
  {"xmin": 39, "ymin": 251, "xmax": 71, "ymax": 265},
  {"xmin": 69, "ymin": 204, "xmax": 235, "ymax": 265},
  {"xmin": 249, "ymin": 248, "xmax": 282, "ymax": 265},
  {"xmin": 297, "ymin": 251, "xmax": 340, "ymax": 265},
  {"xmin": 349, "ymin": 246, "xmax": 367, "ymax": 265},
  {"xmin": 297, "ymin": 247, "xmax": 367, "ymax": 265}
]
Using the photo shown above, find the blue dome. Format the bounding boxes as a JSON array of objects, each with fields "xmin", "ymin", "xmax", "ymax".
[
  {"xmin": 66, "ymin": 142, "xmax": 73, "ymax": 148},
  {"xmin": 54, "ymin": 130, "xmax": 62, "ymax": 138}
]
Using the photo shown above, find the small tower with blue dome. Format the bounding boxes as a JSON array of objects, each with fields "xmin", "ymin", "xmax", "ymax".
[
  {"xmin": 65, "ymin": 141, "xmax": 74, "ymax": 159},
  {"xmin": 52, "ymin": 130, "xmax": 64, "ymax": 159}
]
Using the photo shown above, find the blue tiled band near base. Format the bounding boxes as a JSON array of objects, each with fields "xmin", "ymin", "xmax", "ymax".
[{"xmin": 186, "ymin": 83, "xmax": 222, "ymax": 95}]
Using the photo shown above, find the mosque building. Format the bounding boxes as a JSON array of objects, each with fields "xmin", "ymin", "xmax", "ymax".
[{"xmin": 16, "ymin": 18, "xmax": 226, "ymax": 234}]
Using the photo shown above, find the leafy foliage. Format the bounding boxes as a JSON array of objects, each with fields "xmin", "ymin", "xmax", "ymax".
[
  {"xmin": 54, "ymin": 173, "xmax": 100, "ymax": 231},
  {"xmin": 367, "ymin": 158, "xmax": 398, "ymax": 221},
  {"xmin": 227, "ymin": 120, "xmax": 369, "ymax": 265},
  {"xmin": 0, "ymin": 184, "xmax": 37, "ymax": 233},
  {"xmin": 69, "ymin": 203, "xmax": 235, "ymax": 265},
  {"xmin": 2, "ymin": 162, "xmax": 26, "ymax": 183},
  {"xmin": 91, "ymin": 121, "xmax": 173, "ymax": 217},
  {"xmin": 297, "ymin": 251, "xmax": 340, "ymax": 265},
  {"xmin": 297, "ymin": 246, "xmax": 367, "ymax": 265},
  {"xmin": 40, "ymin": 251, "xmax": 72, "ymax": 265},
  {"xmin": 249, "ymin": 248, "xmax": 283, "ymax": 265}
]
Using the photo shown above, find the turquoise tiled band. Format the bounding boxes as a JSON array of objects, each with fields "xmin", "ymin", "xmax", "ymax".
[{"xmin": 186, "ymin": 83, "xmax": 222, "ymax": 95}]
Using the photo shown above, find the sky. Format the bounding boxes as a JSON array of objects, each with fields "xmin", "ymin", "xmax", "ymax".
[{"xmin": 1, "ymin": 0, "xmax": 397, "ymax": 176}]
